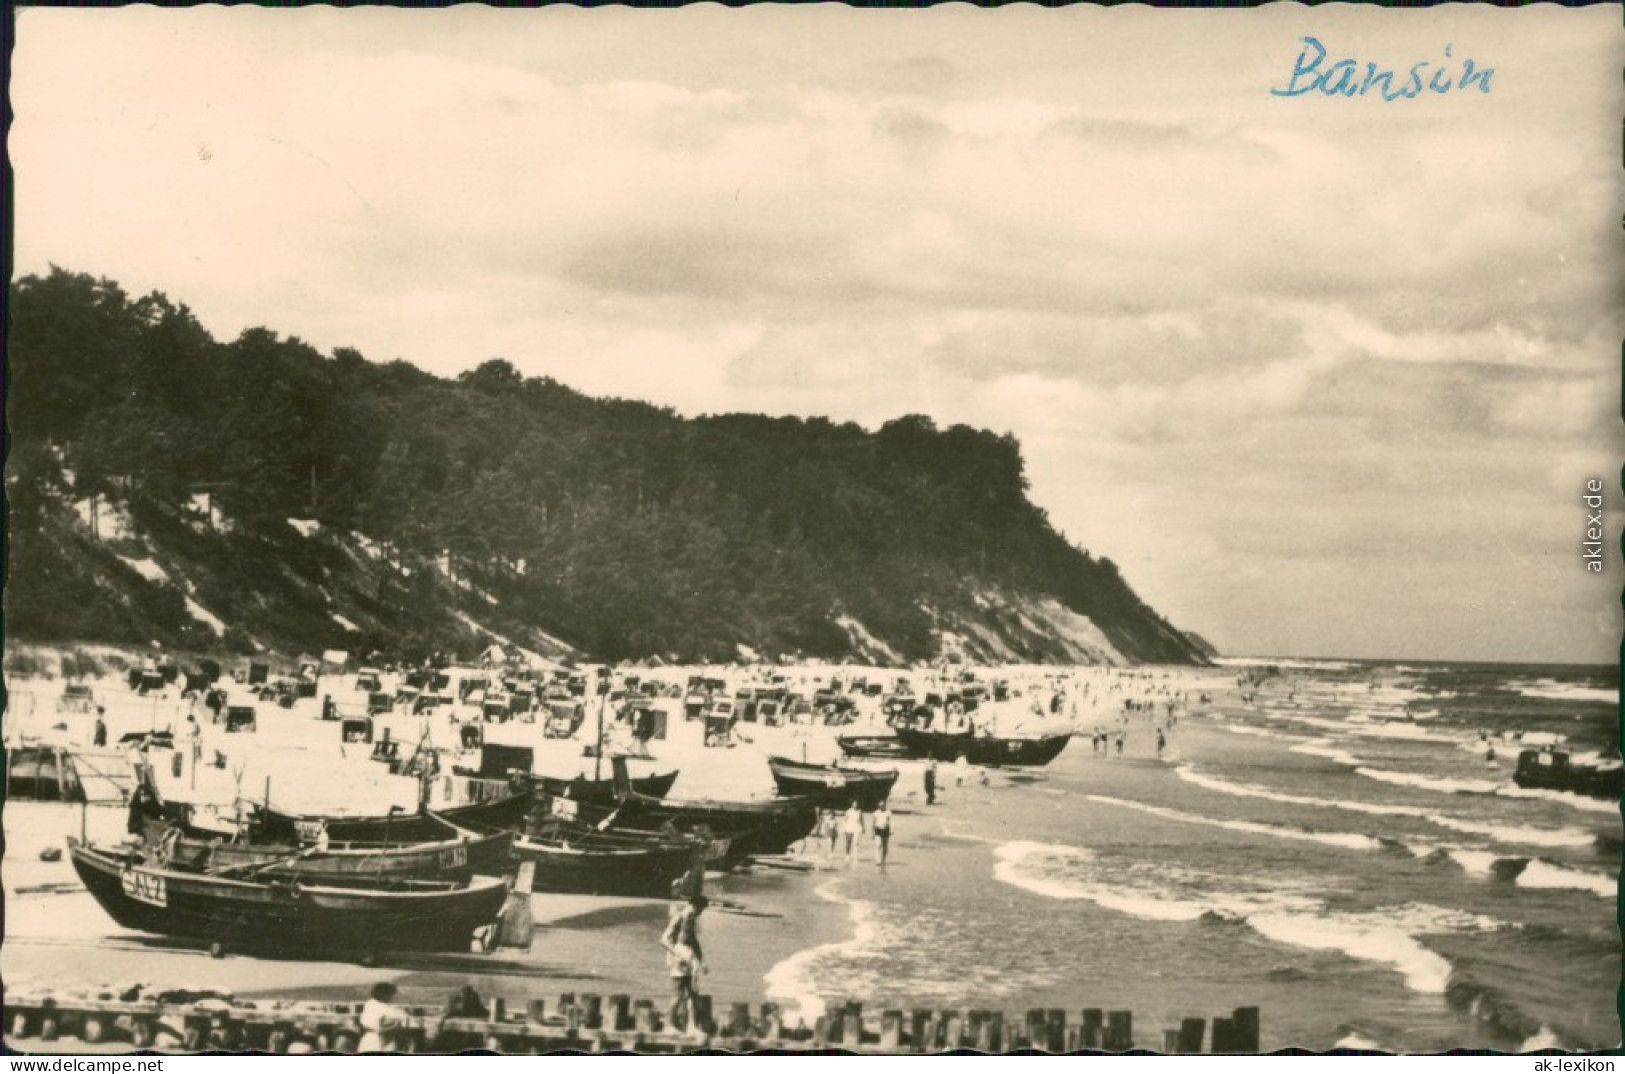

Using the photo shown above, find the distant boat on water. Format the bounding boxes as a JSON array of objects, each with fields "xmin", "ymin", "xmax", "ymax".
[{"xmin": 1512, "ymin": 748, "xmax": 1622, "ymax": 800}]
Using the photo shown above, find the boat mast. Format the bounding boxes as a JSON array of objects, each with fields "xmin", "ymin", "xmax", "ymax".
[{"xmin": 593, "ymin": 667, "xmax": 610, "ymax": 783}]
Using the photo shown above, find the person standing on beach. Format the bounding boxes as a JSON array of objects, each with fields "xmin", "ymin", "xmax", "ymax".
[
  {"xmin": 873, "ymin": 802, "xmax": 893, "ymax": 865},
  {"xmin": 842, "ymin": 802, "xmax": 862, "ymax": 863},
  {"xmin": 662, "ymin": 894, "xmax": 708, "ymax": 1033},
  {"xmin": 186, "ymin": 713, "xmax": 203, "ymax": 770},
  {"xmin": 924, "ymin": 761, "xmax": 937, "ymax": 805},
  {"xmin": 1156, "ymin": 727, "xmax": 1166, "ymax": 759},
  {"xmin": 93, "ymin": 709, "xmax": 108, "ymax": 748}
]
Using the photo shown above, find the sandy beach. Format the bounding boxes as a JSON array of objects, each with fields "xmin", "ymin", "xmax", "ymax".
[
  {"xmin": 6, "ymin": 653, "xmax": 1618, "ymax": 1052},
  {"xmin": 3, "ymin": 654, "xmax": 1126, "ymax": 1039}
]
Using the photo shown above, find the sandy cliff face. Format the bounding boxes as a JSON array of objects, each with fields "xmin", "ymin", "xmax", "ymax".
[{"xmin": 8, "ymin": 488, "xmax": 1207, "ymax": 668}]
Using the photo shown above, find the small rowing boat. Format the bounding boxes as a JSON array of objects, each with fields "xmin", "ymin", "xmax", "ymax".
[{"xmin": 767, "ymin": 757, "xmax": 899, "ymax": 810}]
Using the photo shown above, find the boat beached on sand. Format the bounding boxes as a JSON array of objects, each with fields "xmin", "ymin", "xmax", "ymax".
[
  {"xmin": 530, "ymin": 769, "xmax": 679, "ymax": 806},
  {"xmin": 834, "ymin": 735, "xmax": 915, "ymax": 761},
  {"xmin": 68, "ymin": 839, "xmax": 510, "ymax": 961},
  {"xmin": 890, "ymin": 727, "xmax": 1073, "ymax": 767},
  {"xmin": 767, "ymin": 756, "xmax": 899, "ymax": 810},
  {"xmin": 145, "ymin": 813, "xmax": 509, "ymax": 885},
  {"xmin": 513, "ymin": 822, "xmax": 709, "ymax": 898}
]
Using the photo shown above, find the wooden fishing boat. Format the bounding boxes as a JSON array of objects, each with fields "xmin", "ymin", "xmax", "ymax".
[
  {"xmin": 147, "ymin": 815, "xmax": 507, "ymax": 885},
  {"xmin": 514, "ymin": 824, "xmax": 705, "ymax": 898},
  {"xmin": 255, "ymin": 792, "xmax": 531, "ymax": 875},
  {"xmin": 767, "ymin": 757, "xmax": 899, "ymax": 810},
  {"xmin": 533, "ymin": 794, "xmax": 750, "ymax": 871},
  {"xmin": 835, "ymin": 735, "xmax": 915, "ymax": 761},
  {"xmin": 610, "ymin": 790, "xmax": 820, "ymax": 861},
  {"xmin": 531, "ymin": 769, "xmax": 679, "ymax": 805},
  {"xmin": 1513, "ymin": 749, "xmax": 1623, "ymax": 799},
  {"xmin": 891, "ymin": 728, "xmax": 1073, "ymax": 767},
  {"xmin": 67, "ymin": 840, "xmax": 510, "ymax": 960}
]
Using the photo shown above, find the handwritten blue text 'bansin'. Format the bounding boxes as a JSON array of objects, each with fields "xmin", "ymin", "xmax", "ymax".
[{"xmin": 1272, "ymin": 37, "xmax": 1493, "ymax": 100}]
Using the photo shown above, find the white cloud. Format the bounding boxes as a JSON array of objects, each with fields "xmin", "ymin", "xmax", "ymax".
[{"xmin": 11, "ymin": 4, "xmax": 1622, "ymax": 663}]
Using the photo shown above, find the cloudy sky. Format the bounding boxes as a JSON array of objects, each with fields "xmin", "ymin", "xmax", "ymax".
[{"xmin": 12, "ymin": 6, "xmax": 1622, "ymax": 664}]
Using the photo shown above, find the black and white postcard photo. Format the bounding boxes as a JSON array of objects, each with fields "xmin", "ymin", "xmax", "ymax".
[{"xmin": 5, "ymin": 3, "xmax": 1620, "ymax": 1058}]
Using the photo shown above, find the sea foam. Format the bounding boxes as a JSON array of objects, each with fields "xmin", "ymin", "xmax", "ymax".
[
  {"xmin": 1290, "ymin": 742, "xmax": 1362, "ymax": 767},
  {"xmin": 1496, "ymin": 785, "xmax": 1619, "ymax": 815},
  {"xmin": 1245, "ymin": 912, "xmax": 1454, "ymax": 994},
  {"xmin": 1515, "ymin": 860, "xmax": 1615, "ymax": 898},
  {"xmin": 1506, "ymin": 680, "xmax": 1616, "ymax": 705},
  {"xmin": 763, "ymin": 879, "xmax": 879, "ymax": 1023},
  {"xmin": 1354, "ymin": 767, "xmax": 1500, "ymax": 795},
  {"xmin": 1083, "ymin": 794, "xmax": 1382, "ymax": 851},
  {"xmin": 1423, "ymin": 815, "xmax": 1593, "ymax": 849}
]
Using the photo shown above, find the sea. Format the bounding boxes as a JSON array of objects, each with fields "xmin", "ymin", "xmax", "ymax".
[{"xmin": 761, "ymin": 659, "xmax": 1621, "ymax": 1052}]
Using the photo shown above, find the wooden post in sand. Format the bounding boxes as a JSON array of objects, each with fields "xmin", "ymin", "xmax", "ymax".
[
  {"xmin": 1104, "ymin": 1010, "xmax": 1132, "ymax": 1051},
  {"xmin": 880, "ymin": 1011, "xmax": 903, "ymax": 1050},
  {"xmin": 1079, "ymin": 1008, "xmax": 1103, "ymax": 1049},
  {"xmin": 1045, "ymin": 1010, "xmax": 1067, "ymax": 1052},
  {"xmin": 911, "ymin": 1010, "xmax": 936, "ymax": 1050},
  {"xmin": 841, "ymin": 1001, "xmax": 864, "ymax": 1046},
  {"xmin": 1211, "ymin": 1015, "xmax": 1236, "ymax": 1053},
  {"xmin": 1232, "ymin": 1007, "xmax": 1260, "ymax": 1053},
  {"xmin": 759, "ymin": 1003, "xmax": 781, "ymax": 1041}
]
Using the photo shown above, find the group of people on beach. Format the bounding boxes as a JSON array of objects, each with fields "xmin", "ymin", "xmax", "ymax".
[{"xmin": 808, "ymin": 800, "xmax": 894, "ymax": 865}]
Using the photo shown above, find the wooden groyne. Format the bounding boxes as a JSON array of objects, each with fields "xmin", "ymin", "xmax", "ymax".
[{"xmin": 4, "ymin": 986, "xmax": 1261, "ymax": 1054}]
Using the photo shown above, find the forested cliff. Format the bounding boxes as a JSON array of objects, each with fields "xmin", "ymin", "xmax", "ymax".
[{"xmin": 5, "ymin": 268, "xmax": 1209, "ymax": 667}]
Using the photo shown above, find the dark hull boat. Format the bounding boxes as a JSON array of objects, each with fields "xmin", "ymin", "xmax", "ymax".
[
  {"xmin": 768, "ymin": 757, "xmax": 899, "ymax": 810},
  {"xmin": 1513, "ymin": 750, "xmax": 1623, "ymax": 800},
  {"xmin": 598, "ymin": 758, "xmax": 819, "ymax": 861},
  {"xmin": 614, "ymin": 791, "xmax": 820, "ymax": 861},
  {"xmin": 68, "ymin": 840, "xmax": 509, "ymax": 959},
  {"xmin": 258, "ymin": 793, "xmax": 532, "ymax": 875},
  {"xmin": 891, "ymin": 728, "xmax": 1073, "ymax": 767},
  {"xmin": 514, "ymin": 826, "xmax": 705, "ymax": 898},
  {"xmin": 834, "ymin": 735, "xmax": 915, "ymax": 761},
  {"xmin": 152, "ymin": 817, "xmax": 507, "ymax": 885},
  {"xmin": 531, "ymin": 769, "xmax": 679, "ymax": 805},
  {"xmin": 545, "ymin": 792, "xmax": 813, "ymax": 868}
]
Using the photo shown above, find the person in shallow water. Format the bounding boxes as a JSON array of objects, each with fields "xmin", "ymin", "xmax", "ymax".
[
  {"xmin": 923, "ymin": 761, "xmax": 937, "ymax": 805},
  {"xmin": 873, "ymin": 801, "xmax": 893, "ymax": 865},
  {"xmin": 842, "ymin": 802, "xmax": 862, "ymax": 862}
]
